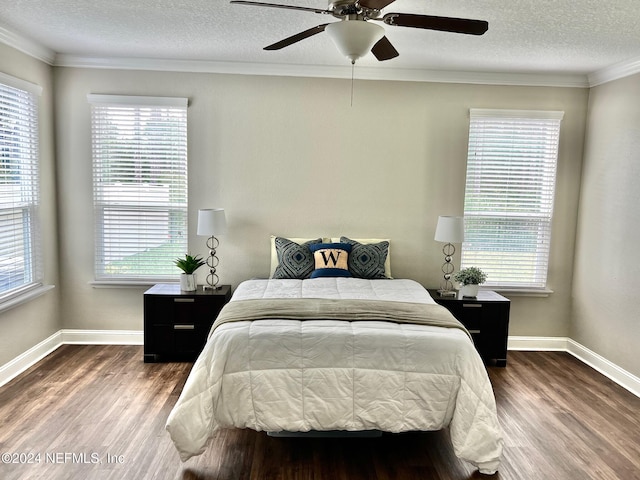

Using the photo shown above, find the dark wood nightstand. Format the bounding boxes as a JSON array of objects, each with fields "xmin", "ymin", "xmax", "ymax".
[
  {"xmin": 144, "ymin": 284, "xmax": 232, "ymax": 362},
  {"xmin": 428, "ymin": 289, "xmax": 510, "ymax": 367}
]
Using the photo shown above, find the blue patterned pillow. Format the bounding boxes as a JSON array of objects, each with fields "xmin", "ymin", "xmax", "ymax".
[
  {"xmin": 340, "ymin": 237, "xmax": 389, "ymax": 279},
  {"xmin": 273, "ymin": 237, "xmax": 322, "ymax": 279},
  {"xmin": 309, "ymin": 243, "xmax": 352, "ymax": 278}
]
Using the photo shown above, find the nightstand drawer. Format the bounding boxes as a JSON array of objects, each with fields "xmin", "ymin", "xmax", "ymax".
[
  {"xmin": 173, "ymin": 322, "xmax": 211, "ymax": 356},
  {"xmin": 146, "ymin": 296, "xmax": 224, "ymax": 326},
  {"xmin": 147, "ymin": 322, "xmax": 213, "ymax": 357},
  {"xmin": 441, "ymin": 301, "xmax": 502, "ymax": 330}
]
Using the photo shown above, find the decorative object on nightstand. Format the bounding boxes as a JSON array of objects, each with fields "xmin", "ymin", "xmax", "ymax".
[
  {"xmin": 434, "ymin": 215, "xmax": 464, "ymax": 297},
  {"xmin": 173, "ymin": 254, "xmax": 206, "ymax": 292},
  {"xmin": 428, "ymin": 288, "xmax": 510, "ymax": 366},
  {"xmin": 453, "ymin": 266, "xmax": 487, "ymax": 298},
  {"xmin": 197, "ymin": 208, "xmax": 227, "ymax": 290},
  {"xmin": 144, "ymin": 283, "xmax": 232, "ymax": 362}
]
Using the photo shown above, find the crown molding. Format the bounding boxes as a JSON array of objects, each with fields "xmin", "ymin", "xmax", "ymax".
[
  {"xmin": 353, "ymin": 67, "xmax": 589, "ymax": 88},
  {"xmin": 0, "ymin": 26, "xmax": 55, "ymax": 65},
  {"xmin": 1, "ymin": 23, "xmax": 637, "ymax": 88},
  {"xmin": 54, "ymin": 53, "xmax": 589, "ymax": 87},
  {"xmin": 588, "ymin": 55, "xmax": 640, "ymax": 87}
]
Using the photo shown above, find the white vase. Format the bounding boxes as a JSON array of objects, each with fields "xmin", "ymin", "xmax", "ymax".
[
  {"xmin": 460, "ymin": 284, "xmax": 479, "ymax": 298},
  {"xmin": 180, "ymin": 273, "xmax": 197, "ymax": 292}
]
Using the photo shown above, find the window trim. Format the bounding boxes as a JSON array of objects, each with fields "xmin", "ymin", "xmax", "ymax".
[
  {"xmin": 0, "ymin": 72, "xmax": 43, "ymax": 97},
  {"xmin": 0, "ymin": 284, "xmax": 55, "ymax": 314}
]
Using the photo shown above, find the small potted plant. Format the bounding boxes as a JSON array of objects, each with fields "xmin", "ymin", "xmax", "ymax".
[
  {"xmin": 453, "ymin": 266, "xmax": 487, "ymax": 298},
  {"xmin": 174, "ymin": 254, "xmax": 205, "ymax": 291}
]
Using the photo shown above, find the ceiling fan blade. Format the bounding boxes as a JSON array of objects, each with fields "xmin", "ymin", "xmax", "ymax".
[
  {"xmin": 371, "ymin": 36, "xmax": 399, "ymax": 61},
  {"xmin": 382, "ymin": 13, "xmax": 488, "ymax": 35},
  {"xmin": 264, "ymin": 24, "xmax": 329, "ymax": 50},
  {"xmin": 359, "ymin": 0, "xmax": 396, "ymax": 10},
  {"xmin": 230, "ymin": 0, "xmax": 330, "ymax": 15}
]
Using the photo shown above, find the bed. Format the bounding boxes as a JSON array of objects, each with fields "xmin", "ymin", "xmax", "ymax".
[{"xmin": 166, "ymin": 276, "xmax": 503, "ymax": 474}]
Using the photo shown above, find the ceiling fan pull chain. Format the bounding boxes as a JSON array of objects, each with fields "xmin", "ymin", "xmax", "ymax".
[{"xmin": 350, "ymin": 61, "xmax": 355, "ymax": 107}]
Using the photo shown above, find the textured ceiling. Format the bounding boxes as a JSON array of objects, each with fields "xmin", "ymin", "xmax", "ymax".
[{"xmin": 1, "ymin": 0, "xmax": 639, "ymax": 81}]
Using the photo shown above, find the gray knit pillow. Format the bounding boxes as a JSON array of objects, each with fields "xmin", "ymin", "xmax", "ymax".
[
  {"xmin": 340, "ymin": 237, "xmax": 389, "ymax": 279},
  {"xmin": 273, "ymin": 237, "xmax": 322, "ymax": 279}
]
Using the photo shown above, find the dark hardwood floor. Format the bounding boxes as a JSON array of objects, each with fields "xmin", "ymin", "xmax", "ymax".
[{"xmin": 0, "ymin": 346, "xmax": 638, "ymax": 480}]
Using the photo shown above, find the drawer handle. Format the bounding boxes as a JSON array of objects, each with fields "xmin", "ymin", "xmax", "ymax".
[
  {"xmin": 174, "ymin": 324, "xmax": 195, "ymax": 330},
  {"xmin": 463, "ymin": 303, "xmax": 482, "ymax": 308},
  {"xmin": 174, "ymin": 298, "xmax": 195, "ymax": 303},
  {"xmin": 468, "ymin": 329, "xmax": 481, "ymax": 334}
]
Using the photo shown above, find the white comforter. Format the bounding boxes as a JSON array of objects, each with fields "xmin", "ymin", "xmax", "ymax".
[{"xmin": 166, "ymin": 278, "xmax": 503, "ymax": 474}]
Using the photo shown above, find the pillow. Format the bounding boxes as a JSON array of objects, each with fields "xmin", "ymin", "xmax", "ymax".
[
  {"xmin": 269, "ymin": 235, "xmax": 330, "ymax": 277},
  {"xmin": 272, "ymin": 237, "xmax": 322, "ymax": 279},
  {"xmin": 340, "ymin": 237, "xmax": 390, "ymax": 279},
  {"xmin": 331, "ymin": 237, "xmax": 392, "ymax": 277},
  {"xmin": 309, "ymin": 243, "xmax": 352, "ymax": 278}
]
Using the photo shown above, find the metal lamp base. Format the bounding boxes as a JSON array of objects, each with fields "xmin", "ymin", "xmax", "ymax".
[
  {"xmin": 437, "ymin": 289, "xmax": 457, "ymax": 297},
  {"xmin": 439, "ymin": 242, "xmax": 457, "ymax": 297},
  {"xmin": 205, "ymin": 235, "xmax": 220, "ymax": 290}
]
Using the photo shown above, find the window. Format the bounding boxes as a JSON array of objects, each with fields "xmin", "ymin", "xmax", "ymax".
[
  {"xmin": 461, "ymin": 109, "xmax": 564, "ymax": 291},
  {"xmin": 89, "ymin": 95, "xmax": 188, "ymax": 282},
  {"xmin": 0, "ymin": 73, "xmax": 42, "ymax": 301}
]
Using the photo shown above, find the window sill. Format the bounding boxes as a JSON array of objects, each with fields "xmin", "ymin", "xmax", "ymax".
[
  {"xmin": 0, "ymin": 284, "xmax": 56, "ymax": 313},
  {"xmin": 90, "ymin": 280, "xmax": 178, "ymax": 289},
  {"xmin": 486, "ymin": 287, "xmax": 554, "ymax": 297}
]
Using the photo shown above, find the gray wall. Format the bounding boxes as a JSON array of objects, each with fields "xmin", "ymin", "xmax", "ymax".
[
  {"xmin": 0, "ymin": 43, "xmax": 60, "ymax": 366},
  {"xmin": 53, "ymin": 67, "xmax": 588, "ymax": 338},
  {"xmin": 572, "ymin": 73, "xmax": 640, "ymax": 377},
  {"xmin": 2, "ymin": 38, "xmax": 605, "ymax": 371}
]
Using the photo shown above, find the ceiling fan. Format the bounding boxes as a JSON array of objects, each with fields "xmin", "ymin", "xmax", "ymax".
[{"xmin": 230, "ymin": 0, "xmax": 488, "ymax": 64}]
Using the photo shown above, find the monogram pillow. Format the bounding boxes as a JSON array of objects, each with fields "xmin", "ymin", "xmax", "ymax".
[
  {"xmin": 273, "ymin": 237, "xmax": 322, "ymax": 279},
  {"xmin": 309, "ymin": 243, "xmax": 352, "ymax": 278}
]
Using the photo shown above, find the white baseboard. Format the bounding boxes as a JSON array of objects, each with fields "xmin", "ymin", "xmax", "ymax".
[
  {"xmin": 0, "ymin": 331, "xmax": 63, "ymax": 388},
  {"xmin": 60, "ymin": 329, "xmax": 143, "ymax": 345},
  {"xmin": 508, "ymin": 335, "xmax": 640, "ymax": 398},
  {"xmin": 507, "ymin": 335, "xmax": 570, "ymax": 351},
  {"xmin": 0, "ymin": 329, "xmax": 143, "ymax": 388},
  {"xmin": 1, "ymin": 331, "xmax": 638, "ymax": 399},
  {"xmin": 566, "ymin": 339, "xmax": 640, "ymax": 398}
]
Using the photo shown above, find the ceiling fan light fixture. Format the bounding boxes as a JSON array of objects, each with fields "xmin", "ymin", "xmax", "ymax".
[{"xmin": 325, "ymin": 20, "xmax": 384, "ymax": 63}]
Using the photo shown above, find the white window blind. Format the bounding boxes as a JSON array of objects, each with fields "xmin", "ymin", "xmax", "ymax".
[
  {"xmin": 0, "ymin": 73, "xmax": 42, "ymax": 301},
  {"xmin": 89, "ymin": 95, "xmax": 188, "ymax": 281},
  {"xmin": 461, "ymin": 109, "xmax": 564, "ymax": 290}
]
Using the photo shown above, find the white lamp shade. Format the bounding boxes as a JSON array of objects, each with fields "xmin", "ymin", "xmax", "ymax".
[
  {"xmin": 325, "ymin": 20, "xmax": 384, "ymax": 63},
  {"xmin": 434, "ymin": 216, "xmax": 464, "ymax": 243},
  {"xmin": 197, "ymin": 208, "xmax": 227, "ymax": 236}
]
